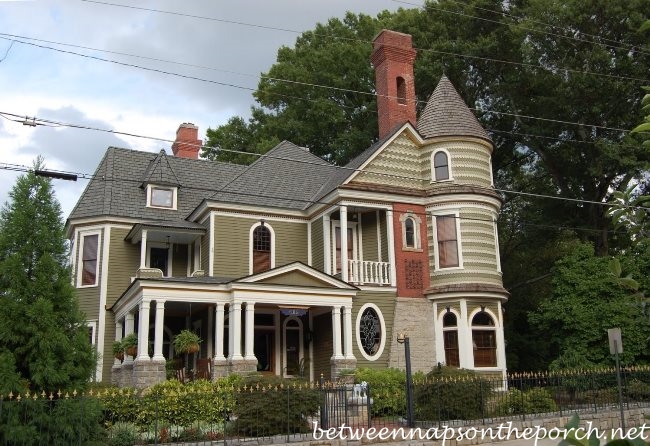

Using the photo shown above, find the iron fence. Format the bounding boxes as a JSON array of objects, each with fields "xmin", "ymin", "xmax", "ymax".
[{"xmin": 0, "ymin": 367, "xmax": 648, "ymax": 445}]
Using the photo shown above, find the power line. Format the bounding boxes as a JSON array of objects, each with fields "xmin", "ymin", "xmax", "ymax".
[
  {"xmin": 1, "ymin": 35, "xmax": 645, "ymax": 135},
  {"xmin": 77, "ymin": 0, "xmax": 650, "ymax": 82},
  {"xmin": 1, "ymin": 111, "xmax": 648, "ymax": 213}
]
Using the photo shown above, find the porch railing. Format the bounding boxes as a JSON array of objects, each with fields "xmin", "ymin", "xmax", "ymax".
[{"xmin": 348, "ymin": 260, "xmax": 390, "ymax": 286}]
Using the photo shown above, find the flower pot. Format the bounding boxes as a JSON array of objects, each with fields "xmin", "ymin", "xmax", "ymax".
[
  {"xmin": 126, "ymin": 346, "xmax": 137, "ymax": 357},
  {"xmin": 186, "ymin": 343, "xmax": 200, "ymax": 354},
  {"xmin": 115, "ymin": 352, "xmax": 124, "ymax": 361}
]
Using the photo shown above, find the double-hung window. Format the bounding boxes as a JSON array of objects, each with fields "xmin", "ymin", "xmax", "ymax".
[
  {"xmin": 435, "ymin": 214, "xmax": 460, "ymax": 268},
  {"xmin": 79, "ymin": 233, "xmax": 100, "ymax": 286}
]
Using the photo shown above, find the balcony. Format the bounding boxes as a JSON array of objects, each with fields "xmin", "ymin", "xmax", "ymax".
[{"xmin": 347, "ymin": 260, "xmax": 391, "ymax": 286}]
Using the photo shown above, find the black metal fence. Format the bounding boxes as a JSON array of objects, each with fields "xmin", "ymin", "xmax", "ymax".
[{"xmin": 0, "ymin": 367, "xmax": 648, "ymax": 445}]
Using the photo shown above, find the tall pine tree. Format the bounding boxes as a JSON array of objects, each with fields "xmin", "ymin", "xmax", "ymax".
[{"xmin": 0, "ymin": 160, "xmax": 96, "ymax": 392}]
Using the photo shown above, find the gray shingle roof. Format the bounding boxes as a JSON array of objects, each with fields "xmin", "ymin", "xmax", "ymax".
[
  {"xmin": 141, "ymin": 150, "xmax": 181, "ymax": 186},
  {"xmin": 210, "ymin": 141, "xmax": 338, "ymax": 210},
  {"xmin": 416, "ymin": 75, "xmax": 491, "ymax": 142},
  {"xmin": 68, "ymin": 147, "xmax": 246, "ymax": 222}
]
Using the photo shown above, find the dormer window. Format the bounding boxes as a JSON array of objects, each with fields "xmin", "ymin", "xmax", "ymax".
[{"xmin": 146, "ymin": 185, "xmax": 177, "ymax": 210}]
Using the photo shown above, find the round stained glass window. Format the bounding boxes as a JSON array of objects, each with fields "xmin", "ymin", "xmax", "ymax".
[{"xmin": 359, "ymin": 307, "xmax": 381, "ymax": 356}]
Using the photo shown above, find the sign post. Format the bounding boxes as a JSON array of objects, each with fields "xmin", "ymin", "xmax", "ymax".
[{"xmin": 607, "ymin": 328, "xmax": 625, "ymax": 431}]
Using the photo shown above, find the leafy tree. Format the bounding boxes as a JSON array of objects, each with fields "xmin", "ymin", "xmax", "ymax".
[
  {"xmin": 0, "ymin": 160, "xmax": 96, "ymax": 392},
  {"xmin": 528, "ymin": 244, "xmax": 650, "ymax": 368}
]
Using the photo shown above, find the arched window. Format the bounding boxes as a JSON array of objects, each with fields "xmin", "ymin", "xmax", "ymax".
[
  {"xmin": 472, "ymin": 311, "xmax": 497, "ymax": 367},
  {"xmin": 442, "ymin": 311, "xmax": 460, "ymax": 367},
  {"xmin": 396, "ymin": 76, "xmax": 406, "ymax": 105},
  {"xmin": 432, "ymin": 151, "xmax": 450, "ymax": 181},
  {"xmin": 404, "ymin": 217, "xmax": 415, "ymax": 248},
  {"xmin": 252, "ymin": 224, "xmax": 272, "ymax": 274}
]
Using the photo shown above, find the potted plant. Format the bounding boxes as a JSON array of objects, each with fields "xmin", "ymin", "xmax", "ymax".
[
  {"xmin": 173, "ymin": 329, "xmax": 201, "ymax": 355},
  {"xmin": 121, "ymin": 333, "xmax": 138, "ymax": 357},
  {"xmin": 112, "ymin": 339, "xmax": 124, "ymax": 361}
]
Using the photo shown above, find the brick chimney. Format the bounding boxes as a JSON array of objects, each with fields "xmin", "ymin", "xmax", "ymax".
[
  {"xmin": 371, "ymin": 30, "xmax": 417, "ymax": 139},
  {"xmin": 172, "ymin": 123, "xmax": 202, "ymax": 159}
]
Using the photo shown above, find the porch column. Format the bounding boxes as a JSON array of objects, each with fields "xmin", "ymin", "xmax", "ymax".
[
  {"xmin": 343, "ymin": 305, "xmax": 355, "ymax": 359},
  {"xmin": 152, "ymin": 300, "xmax": 165, "ymax": 361},
  {"xmin": 340, "ymin": 205, "xmax": 349, "ymax": 282},
  {"xmin": 386, "ymin": 209, "xmax": 397, "ymax": 287},
  {"xmin": 459, "ymin": 300, "xmax": 472, "ymax": 369},
  {"xmin": 244, "ymin": 302, "xmax": 256, "ymax": 361},
  {"xmin": 136, "ymin": 300, "xmax": 151, "ymax": 360},
  {"xmin": 140, "ymin": 229, "xmax": 147, "ymax": 269},
  {"xmin": 214, "ymin": 303, "xmax": 226, "ymax": 361},
  {"xmin": 124, "ymin": 311, "xmax": 135, "ymax": 364},
  {"xmin": 331, "ymin": 306, "xmax": 343, "ymax": 359},
  {"xmin": 228, "ymin": 302, "xmax": 243, "ymax": 361},
  {"xmin": 323, "ymin": 213, "xmax": 331, "ymax": 275},
  {"xmin": 113, "ymin": 320, "xmax": 123, "ymax": 366},
  {"xmin": 207, "ymin": 304, "xmax": 214, "ymax": 357}
]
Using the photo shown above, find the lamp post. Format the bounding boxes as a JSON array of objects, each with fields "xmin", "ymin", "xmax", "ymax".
[{"xmin": 397, "ymin": 332, "xmax": 414, "ymax": 428}]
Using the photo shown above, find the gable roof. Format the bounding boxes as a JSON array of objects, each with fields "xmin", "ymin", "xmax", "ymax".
[
  {"xmin": 140, "ymin": 149, "xmax": 181, "ymax": 186},
  {"xmin": 210, "ymin": 141, "xmax": 337, "ymax": 210},
  {"xmin": 416, "ymin": 75, "xmax": 491, "ymax": 143}
]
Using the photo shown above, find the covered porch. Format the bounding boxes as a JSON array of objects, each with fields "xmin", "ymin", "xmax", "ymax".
[{"xmin": 109, "ymin": 263, "xmax": 358, "ymax": 388}]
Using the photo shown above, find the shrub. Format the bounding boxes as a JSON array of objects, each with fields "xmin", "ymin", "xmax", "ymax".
[
  {"xmin": 495, "ymin": 387, "xmax": 557, "ymax": 416},
  {"xmin": 107, "ymin": 422, "xmax": 139, "ymax": 446},
  {"xmin": 228, "ymin": 376, "xmax": 320, "ymax": 437},
  {"xmin": 354, "ymin": 368, "xmax": 407, "ymax": 416},
  {"xmin": 414, "ymin": 369, "xmax": 492, "ymax": 421},
  {"xmin": 626, "ymin": 379, "xmax": 650, "ymax": 401}
]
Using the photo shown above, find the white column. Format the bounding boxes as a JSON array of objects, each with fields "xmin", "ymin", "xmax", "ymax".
[
  {"xmin": 331, "ymin": 306, "xmax": 343, "ymax": 359},
  {"xmin": 323, "ymin": 213, "xmax": 331, "ymax": 275},
  {"xmin": 114, "ymin": 320, "xmax": 123, "ymax": 366},
  {"xmin": 214, "ymin": 303, "xmax": 226, "ymax": 361},
  {"xmin": 386, "ymin": 209, "xmax": 397, "ymax": 287},
  {"xmin": 244, "ymin": 302, "xmax": 256, "ymax": 361},
  {"xmin": 140, "ymin": 230, "xmax": 147, "ymax": 269},
  {"xmin": 124, "ymin": 311, "xmax": 135, "ymax": 364},
  {"xmin": 207, "ymin": 304, "xmax": 214, "ymax": 358},
  {"xmin": 376, "ymin": 210, "xmax": 383, "ymax": 262},
  {"xmin": 459, "ymin": 300, "xmax": 472, "ymax": 369},
  {"xmin": 152, "ymin": 300, "xmax": 165, "ymax": 361},
  {"xmin": 136, "ymin": 300, "xmax": 151, "ymax": 360},
  {"xmin": 228, "ymin": 302, "xmax": 243, "ymax": 361},
  {"xmin": 340, "ymin": 205, "xmax": 349, "ymax": 282},
  {"xmin": 343, "ymin": 305, "xmax": 354, "ymax": 359}
]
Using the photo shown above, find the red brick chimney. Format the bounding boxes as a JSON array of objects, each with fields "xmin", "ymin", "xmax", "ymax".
[
  {"xmin": 371, "ymin": 30, "xmax": 417, "ymax": 139},
  {"xmin": 172, "ymin": 123, "xmax": 202, "ymax": 159}
]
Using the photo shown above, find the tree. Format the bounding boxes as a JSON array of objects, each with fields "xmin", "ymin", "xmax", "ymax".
[
  {"xmin": 528, "ymin": 244, "xmax": 650, "ymax": 368},
  {"xmin": 0, "ymin": 160, "xmax": 96, "ymax": 392}
]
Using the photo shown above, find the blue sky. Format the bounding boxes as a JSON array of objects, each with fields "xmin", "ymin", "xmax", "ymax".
[{"xmin": 0, "ymin": 0, "xmax": 414, "ymax": 218}]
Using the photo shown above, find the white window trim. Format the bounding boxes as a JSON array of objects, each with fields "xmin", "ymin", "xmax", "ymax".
[
  {"xmin": 355, "ymin": 303, "xmax": 386, "ymax": 361},
  {"xmin": 77, "ymin": 230, "xmax": 102, "ymax": 288},
  {"xmin": 431, "ymin": 210, "xmax": 464, "ymax": 271},
  {"xmin": 146, "ymin": 242, "xmax": 172, "ymax": 277},
  {"xmin": 330, "ymin": 221, "xmax": 359, "ymax": 274},
  {"xmin": 431, "ymin": 148, "xmax": 453, "ymax": 183},
  {"xmin": 146, "ymin": 184, "xmax": 178, "ymax": 210},
  {"xmin": 87, "ymin": 320, "xmax": 97, "ymax": 345},
  {"xmin": 493, "ymin": 217, "xmax": 502, "ymax": 273},
  {"xmin": 249, "ymin": 222, "xmax": 275, "ymax": 275},
  {"xmin": 282, "ymin": 316, "xmax": 304, "ymax": 378},
  {"xmin": 399, "ymin": 212, "xmax": 422, "ymax": 250}
]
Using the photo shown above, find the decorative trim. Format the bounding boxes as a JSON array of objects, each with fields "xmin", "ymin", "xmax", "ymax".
[
  {"xmin": 355, "ymin": 303, "xmax": 386, "ymax": 361},
  {"xmin": 97, "ymin": 225, "xmax": 111, "ymax": 381},
  {"xmin": 430, "ymin": 210, "xmax": 464, "ymax": 271},
  {"xmin": 431, "ymin": 148, "xmax": 454, "ymax": 183},
  {"xmin": 399, "ymin": 211, "xmax": 422, "ymax": 250},
  {"xmin": 76, "ymin": 229, "xmax": 102, "ymax": 288}
]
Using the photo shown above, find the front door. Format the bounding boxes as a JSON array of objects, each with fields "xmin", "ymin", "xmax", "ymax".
[
  {"xmin": 254, "ymin": 331, "xmax": 274, "ymax": 373},
  {"xmin": 283, "ymin": 317, "xmax": 303, "ymax": 378}
]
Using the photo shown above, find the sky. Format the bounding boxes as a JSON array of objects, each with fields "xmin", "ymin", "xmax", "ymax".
[{"xmin": 0, "ymin": 0, "xmax": 418, "ymax": 219}]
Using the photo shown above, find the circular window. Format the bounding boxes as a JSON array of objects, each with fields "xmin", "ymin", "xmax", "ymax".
[{"xmin": 356, "ymin": 304, "xmax": 386, "ymax": 361}]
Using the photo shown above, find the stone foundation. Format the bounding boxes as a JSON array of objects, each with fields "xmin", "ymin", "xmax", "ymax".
[
  {"xmin": 132, "ymin": 359, "xmax": 166, "ymax": 389},
  {"xmin": 212, "ymin": 358, "xmax": 229, "ymax": 379},
  {"xmin": 330, "ymin": 358, "xmax": 357, "ymax": 381},
  {"xmin": 388, "ymin": 297, "xmax": 436, "ymax": 372},
  {"xmin": 110, "ymin": 365, "xmax": 122, "ymax": 387},
  {"xmin": 120, "ymin": 362, "xmax": 133, "ymax": 387},
  {"xmin": 229, "ymin": 358, "xmax": 258, "ymax": 375}
]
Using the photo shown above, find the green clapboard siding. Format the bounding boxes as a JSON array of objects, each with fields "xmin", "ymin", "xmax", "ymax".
[
  {"xmin": 107, "ymin": 227, "xmax": 140, "ymax": 308},
  {"xmin": 172, "ymin": 244, "xmax": 188, "ymax": 277},
  {"xmin": 102, "ymin": 312, "xmax": 116, "ymax": 382},
  {"xmin": 310, "ymin": 217, "xmax": 324, "ymax": 272},
  {"xmin": 201, "ymin": 231, "xmax": 210, "ymax": 276},
  {"xmin": 214, "ymin": 215, "xmax": 308, "ymax": 278},
  {"xmin": 312, "ymin": 313, "xmax": 332, "ymax": 381},
  {"xmin": 352, "ymin": 290, "xmax": 396, "ymax": 369},
  {"xmin": 360, "ymin": 211, "xmax": 379, "ymax": 262}
]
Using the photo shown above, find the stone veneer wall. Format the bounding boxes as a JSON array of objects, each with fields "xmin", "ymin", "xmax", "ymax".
[{"xmin": 388, "ymin": 297, "xmax": 436, "ymax": 373}]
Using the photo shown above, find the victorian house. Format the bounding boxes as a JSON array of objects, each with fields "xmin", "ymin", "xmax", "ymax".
[{"xmin": 67, "ymin": 30, "xmax": 508, "ymax": 388}]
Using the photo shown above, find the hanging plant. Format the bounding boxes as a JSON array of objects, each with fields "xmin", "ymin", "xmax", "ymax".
[
  {"xmin": 112, "ymin": 339, "xmax": 124, "ymax": 361},
  {"xmin": 173, "ymin": 329, "xmax": 201, "ymax": 355},
  {"xmin": 122, "ymin": 333, "xmax": 138, "ymax": 357}
]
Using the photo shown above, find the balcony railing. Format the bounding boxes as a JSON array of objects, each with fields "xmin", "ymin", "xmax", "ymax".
[{"xmin": 348, "ymin": 260, "xmax": 390, "ymax": 286}]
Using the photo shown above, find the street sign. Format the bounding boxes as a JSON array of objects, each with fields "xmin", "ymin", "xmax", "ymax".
[{"xmin": 608, "ymin": 328, "xmax": 623, "ymax": 354}]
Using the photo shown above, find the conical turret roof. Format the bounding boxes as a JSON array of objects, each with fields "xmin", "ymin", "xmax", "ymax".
[{"xmin": 416, "ymin": 75, "xmax": 491, "ymax": 142}]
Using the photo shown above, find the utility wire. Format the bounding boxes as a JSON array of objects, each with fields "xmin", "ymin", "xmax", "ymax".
[
  {"xmin": 1, "ymin": 111, "xmax": 648, "ymax": 213},
  {"xmin": 1, "ymin": 35, "xmax": 645, "ymax": 135}
]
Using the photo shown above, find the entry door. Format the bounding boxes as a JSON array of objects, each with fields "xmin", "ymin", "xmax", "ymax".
[
  {"xmin": 150, "ymin": 247, "xmax": 168, "ymax": 276},
  {"xmin": 254, "ymin": 331, "xmax": 274, "ymax": 373},
  {"xmin": 283, "ymin": 318, "xmax": 303, "ymax": 378}
]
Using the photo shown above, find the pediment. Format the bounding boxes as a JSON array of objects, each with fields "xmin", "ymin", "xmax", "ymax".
[{"xmin": 237, "ymin": 262, "xmax": 356, "ymax": 290}]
